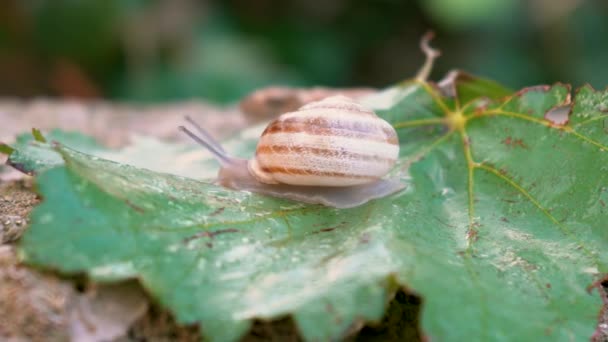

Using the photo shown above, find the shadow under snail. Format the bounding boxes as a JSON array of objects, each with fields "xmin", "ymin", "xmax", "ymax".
[
  {"xmin": 179, "ymin": 33, "xmax": 441, "ymax": 208},
  {"xmin": 180, "ymin": 96, "xmax": 404, "ymax": 208}
]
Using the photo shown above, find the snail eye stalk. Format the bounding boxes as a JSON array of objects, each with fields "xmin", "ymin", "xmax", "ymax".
[{"xmin": 178, "ymin": 124, "xmax": 231, "ymax": 165}]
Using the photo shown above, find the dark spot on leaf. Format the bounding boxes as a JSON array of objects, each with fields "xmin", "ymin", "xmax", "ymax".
[
  {"xmin": 600, "ymin": 200, "xmax": 606, "ymax": 208},
  {"xmin": 312, "ymin": 222, "xmax": 346, "ymax": 234},
  {"xmin": 467, "ymin": 228, "xmax": 479, "ymax": 242},
  {"xmin": 546, "ymin": 283, "xmax": 551, "ymax": 289},
  {"xmin": 205, "ymin": 242, "xmax": 213, "ymax": 248},
  {"xmin": 502, "ymin": 136, "xmax": 528, "ymax": 149},
  {"xmin": 209, "ymin": 207, "xmax": 225, "ymax": 216},
  {"xmin": 125, "ymin": 200, "xmax": 145, "ymax": 213},
  {"xmin": 500, "ymin": 217, "xmax": 509, "ymax": 223},
  {"xmin": 183, "ymin": 228, "xmax": 240, "ymax": 244},
  {"xmin": 434, "ymin": 216, "xmax": 456, "ymax": 228},
  {"xmin": 210, "ymin": 228, "xmax": 240, "ymax": 236}
]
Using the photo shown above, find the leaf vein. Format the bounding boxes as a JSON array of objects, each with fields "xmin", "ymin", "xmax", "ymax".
[{"xmin": 476, "ymin": 163, "xmax": 601, "ymax": 268}]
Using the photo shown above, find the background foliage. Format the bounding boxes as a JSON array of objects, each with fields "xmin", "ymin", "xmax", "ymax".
[{"xmin": 1, "ymin": 0, "xmax": 607, "ymax": 103}]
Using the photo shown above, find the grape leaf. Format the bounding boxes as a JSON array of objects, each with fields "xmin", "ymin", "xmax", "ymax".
[{"xmin": 7, "ymin": 77, "xmax": 608, "ymax": 341}]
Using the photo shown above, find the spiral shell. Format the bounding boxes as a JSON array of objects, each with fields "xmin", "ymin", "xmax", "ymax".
[{"xmin": 247, "ymin": 95, "xmax": 399, "ymax": 187}]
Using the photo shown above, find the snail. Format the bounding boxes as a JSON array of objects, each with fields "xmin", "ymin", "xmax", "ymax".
[
  {"xmin": 179, "ymin": 96, "xmax": 404, "ymax": 208},
  {"xmin": 178, "ymin": 33, "xmax": 443, "ymax": 208}
]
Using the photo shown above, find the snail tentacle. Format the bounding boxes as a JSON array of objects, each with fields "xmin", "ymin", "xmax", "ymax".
[
  {"xmin": 178, "ymin": 125, "xmax": 234, "ymax": 165},
  {"xmin": 184, "ymin": 116, "xmax": 226, "ymax": 153}
]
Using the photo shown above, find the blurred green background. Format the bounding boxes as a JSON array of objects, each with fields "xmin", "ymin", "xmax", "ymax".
[{"xmin": 0, "ymin": 0, "xmax": 606, "ymax": 104}]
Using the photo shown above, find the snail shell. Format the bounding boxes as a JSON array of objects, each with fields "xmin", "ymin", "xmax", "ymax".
[
  {"xmin": 248, "ymin": 96, "xmax": 399, "ymax": 186},
  {"xmin": 180, "ymin": 95, "xmax": 404, "ymax": 208}
]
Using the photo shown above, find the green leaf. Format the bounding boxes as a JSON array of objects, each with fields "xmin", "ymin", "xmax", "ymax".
[
  {"xmin": 16, "ymin": 76, "xmax": 608, "ymax": 341},
  {"xmin": 442, "ymin": 70, "xmax": 513, "ymax": 104},
  {"xmin": 15, "ymin": 128, "xmax": 102, "ymax": 150},
  {"xmin": 0, "ymin": 143, "xmax": 14, "ymax": 155},
  {"xmin": 7, "ymin": 127, "xmax": 257, "ymax": 180},
  {"xmin": 7, "ymin": 129, "xmax": 104, "ymax": 174},
  {"xmin": 31, "ymin": 128, "xmax": 47, "ymax": 143}
]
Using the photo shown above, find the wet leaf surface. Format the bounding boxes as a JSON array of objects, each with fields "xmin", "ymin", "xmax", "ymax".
[{"xmin": 4, "ymin": 77, "xmax": 608, "ymax": 341}]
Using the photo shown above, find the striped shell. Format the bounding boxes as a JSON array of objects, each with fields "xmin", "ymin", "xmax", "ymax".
[{"xmin": 247, "ymin": 95, "xmax": 399, "ymax": 187}]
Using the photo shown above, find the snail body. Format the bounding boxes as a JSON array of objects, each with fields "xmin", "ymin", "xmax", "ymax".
[{"xmin": 180, "ymin": 96, "xmax": 404, "ymax": 208}]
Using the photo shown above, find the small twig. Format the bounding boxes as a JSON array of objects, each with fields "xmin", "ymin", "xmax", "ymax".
[{"xmin": 416, "ymin": 31, "xmax": 441, "ymax": 82}]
